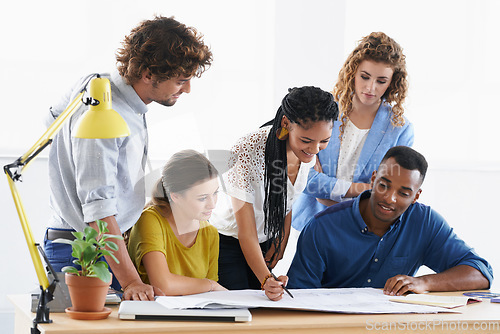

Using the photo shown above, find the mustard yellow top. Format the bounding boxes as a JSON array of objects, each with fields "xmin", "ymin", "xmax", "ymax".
[{"xmin": 127, "ymin": 206, "xmax": 219, "ymax": 284}]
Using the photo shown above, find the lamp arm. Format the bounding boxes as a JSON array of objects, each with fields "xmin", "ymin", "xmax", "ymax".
[
  {"xmin": 5, "ymin": 174, "xmax": 49, "ymax": 289},
  {"xmin": 7, "ymin": 92, "xmax": 85, "ymax": 181},
  {"xmin": 3, "ymin": 89, "xmax": 92, "ymax": 333},
  {"xmin": 6, "ymin": 73, "xmax": 101, "ymax": 179},
  {"xmin": 3, "ymin": 90, "xmax": 87, "ymax": 291},
  {"xmin": 3, "ymin": 73, "xmax": 115, "ymax": 332}
]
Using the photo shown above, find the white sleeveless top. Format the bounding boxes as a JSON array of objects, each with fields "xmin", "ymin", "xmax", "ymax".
[{"xmin": 336, "ymin": 119, "xmax": 370, "ymax": 182}]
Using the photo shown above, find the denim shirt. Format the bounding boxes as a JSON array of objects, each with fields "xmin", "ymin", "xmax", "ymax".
[
  {"xmin": 292, "ymin": 102, "xmax": 414, "ymax": 231},
  {"xmin": 46, "ymin": 69, "xmax": 148, "ymax": 233},
  {"xmin": 287, "ymin": 191, "xmax": 493, "ymax": 289}
]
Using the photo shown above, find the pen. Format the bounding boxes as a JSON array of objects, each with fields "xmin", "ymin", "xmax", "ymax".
[{"xmin": 271, "ymin": 272, "xmax": 294, "ymax": 298}]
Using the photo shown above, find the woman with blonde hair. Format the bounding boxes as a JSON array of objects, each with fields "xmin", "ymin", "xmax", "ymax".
[
  {"xmin": 127, "ymin": 150, "xmax": 226, "ymax": 295},
  {"xmin": 292, "ymin": 32, "xmax": 414, "ymax": 232}
]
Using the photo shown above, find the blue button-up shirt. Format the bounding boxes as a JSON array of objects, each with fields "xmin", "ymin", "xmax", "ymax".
[{"xmin": 288, "ymin": 191, "xmax": 493, "ymax": 289}]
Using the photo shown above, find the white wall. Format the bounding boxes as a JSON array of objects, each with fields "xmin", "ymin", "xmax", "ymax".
[
  {"xmin": 1, "ymin": 1, "xmax": 499, "ymax": 331},
  {"xmin": 274, "ymin": 0, "xmax": 346, "ymax": 100},
  {"xmin": 0, "ymin": 0, "xmax": 277, "ymax": 158}
]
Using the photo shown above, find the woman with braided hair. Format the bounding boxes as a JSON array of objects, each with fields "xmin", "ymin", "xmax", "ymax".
[
  {"xmin": 292, "ymin": 32, "xmax": 415, "ymax": 233},
  {"xmin": 211, "ymin": 86, "xmax": 338, "ymax": 301}
]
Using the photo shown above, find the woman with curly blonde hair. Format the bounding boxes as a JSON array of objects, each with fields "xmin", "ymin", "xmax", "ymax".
[{"xmin": 291, "ymin": 32, "xmax": 414, "ymax": 233}]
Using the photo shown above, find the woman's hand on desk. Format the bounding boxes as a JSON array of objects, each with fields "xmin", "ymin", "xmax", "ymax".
[{"xmin": 263, "ymin": 275, "xmax": 288, "ymax": 301}]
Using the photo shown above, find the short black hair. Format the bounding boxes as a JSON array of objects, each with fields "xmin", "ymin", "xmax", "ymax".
[{"xmin": 381, "ymin": 146, "xmax": 428, "ymax": 183}]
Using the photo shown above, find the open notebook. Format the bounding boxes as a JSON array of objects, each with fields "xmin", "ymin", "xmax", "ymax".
[
  {"xmin": 119, "ymin": 301, "xmax": 252, "ymax": 322},
  {"xmin": 390, "ymin": 294, "xmax": 481, "ymax": 309}
]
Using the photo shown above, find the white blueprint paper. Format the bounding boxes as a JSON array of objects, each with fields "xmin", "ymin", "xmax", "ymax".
[{"xmin": 155, "ymin": 288, "xmax": 455, "ymax": 314}]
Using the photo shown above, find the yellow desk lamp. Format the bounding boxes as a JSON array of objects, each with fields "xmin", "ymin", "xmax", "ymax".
[{"xmin": 3, "ymin": 74, "xmax": 129, "ymax": 333}]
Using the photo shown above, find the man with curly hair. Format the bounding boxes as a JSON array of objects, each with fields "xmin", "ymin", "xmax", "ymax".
[{"xmin": 43, "ymin": 16, "xmax": 212, "ymax": 301}]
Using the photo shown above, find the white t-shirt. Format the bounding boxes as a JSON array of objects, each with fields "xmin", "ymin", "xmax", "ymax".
[
  {"xmin": 336, "ymin": 119, "xmax": 370, "ymax": 182},
  {"xmin": 210, "ymin": 126, "xmax": 316, "ymax": 243}
]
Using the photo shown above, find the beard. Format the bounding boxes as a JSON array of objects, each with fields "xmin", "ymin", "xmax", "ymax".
[{"xmin": 155, "ymin": 98, "xmax": 177, "ymax": 107}]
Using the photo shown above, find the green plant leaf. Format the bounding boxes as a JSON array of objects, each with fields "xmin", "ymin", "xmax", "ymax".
[
  {"xmin": 107, "ymin": 253, "xmax": 120, "ymax": 265},
  {"xmin": 93, "ymin": 261, "xmax": 111, "ymax": 283},
  {"xmin": 99, "ymin": 249, "xmax": 110, "ymax": 256},
  {"xmin": 105, "ymin": 241, "xmax": 119, "ymax": 251},
  {"xmin": 98, "ymin": 250, "xmax": 120, "ymax": 264},
  {"xmin": 70, "ymin": 240, "xmax": 87, "ymax": 258},
  {"xmin": 101, "ymin": 234, "xmax": 123, "ymax": 240},
  {"xmin": 65, "ymin": 219, "xmax": 116, "ymax": 279},
  {"xmin": 82, "ymin": 245, "xmax": 98, "ymax": 264},
  {"xmin": 87, "ymin": 238, "xmax": 98, "ymax": 247},
  {"xmin": 97, "ymin": 219, "xmax": 109, "ymax": 234},
  {"xmin": 97, "ymin": 260, "xmax": 109, "ymax": 269},
  {"xmin": 71, "ymin": 248, "xmax": 80, "ymax": 259},
  {"xmin": 72, "ymin": 231, "xmax": 85, "ymax": 240},
  {"xmin": 61, "ymin": 266, "xmax": 79, "ymax": 275},
  {"xmin": 84, "ymin": 226, "xmax": 98, "ymax": 240}
]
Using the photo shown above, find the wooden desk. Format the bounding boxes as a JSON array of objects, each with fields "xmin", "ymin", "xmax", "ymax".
[{"xmin": 9, "ymin": 292, "xmax": 500, "ymax": 334}]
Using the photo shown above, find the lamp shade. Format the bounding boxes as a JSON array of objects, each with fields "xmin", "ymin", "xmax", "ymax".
[{"xmin": 73, "ymin": 77, "xmax": 130, "ymax": 139}]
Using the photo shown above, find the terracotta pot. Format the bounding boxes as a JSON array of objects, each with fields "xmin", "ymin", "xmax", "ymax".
[{"xmin": 65, "ymin": 273, "xmax": 111, "ymax": 312}]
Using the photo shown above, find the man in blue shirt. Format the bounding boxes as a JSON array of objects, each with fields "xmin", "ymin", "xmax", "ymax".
[{"xmin": 287, "ymin": 146, "xmax": 492, "ymax": 295}]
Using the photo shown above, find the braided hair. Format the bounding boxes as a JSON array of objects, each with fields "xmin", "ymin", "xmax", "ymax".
[{"xmin": 262, "ymin": 86, "xmax": 339, "ymax": 263}]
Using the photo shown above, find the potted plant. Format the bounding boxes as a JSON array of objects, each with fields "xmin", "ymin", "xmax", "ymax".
[{"xmin": 58, "ymin": 219, "xmax": 122, "ymax": 318}]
